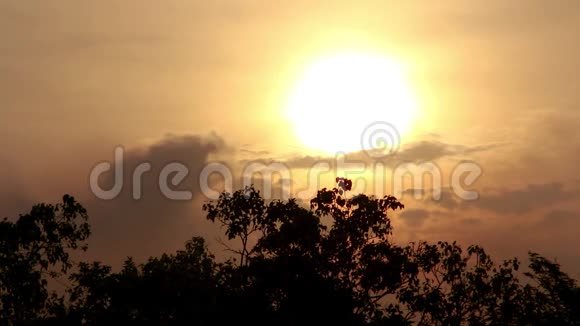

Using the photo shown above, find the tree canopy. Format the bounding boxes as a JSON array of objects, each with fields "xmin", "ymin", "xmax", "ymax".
[{"xmin": 1, "ymin": 180, "xmax": 579, "ymax": 325}]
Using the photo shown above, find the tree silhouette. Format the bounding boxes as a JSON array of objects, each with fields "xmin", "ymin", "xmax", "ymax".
[
  {"xmin": 0, "ymin": 195, "xmax": 90, "ymax": 321},
  {"xmin": 1, "ymin": 180, "xmax": 579, "ymax": 325},
  {"xmin": 65, "ymin": 237, "xmax": 218, "ymax": 323}
]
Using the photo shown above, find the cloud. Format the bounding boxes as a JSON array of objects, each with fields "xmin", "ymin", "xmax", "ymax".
[
  {"xmin": 399, "ymin": 209, "xmax": 430, "ymax": 228},
  {"xmin": 384, "ymin": 141, "xmax": 500, "ymax": 164},
  {"xmin": 239, "ymin": 148, "xmax": 271, "ymax": 156},
  {"xmin": 468, "ymin": 182, "xmax": 580, "ymax": 215},
  {"xmin": 405, "ymin": 188, "xmax": 461, "ymax": 211},
  {"xmin": 276, "ymin": 140, "xmax": 500, "ymax": 170},
  {"xmin": 408, "ymin": 182, "xmax": 580, "ymax": 216},
  {"xmin": 84, "ymin": 133, "xmax": 228, "ymax": 267}
]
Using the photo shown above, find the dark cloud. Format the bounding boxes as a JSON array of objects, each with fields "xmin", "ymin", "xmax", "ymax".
[
  {"xmin": 84, "ymin": 133, "xmax": 227, "ymax": 267},
  {"xmin": 399, "ymin": 209, "xmax": 430, "ymax": 228},
  {"xmin": 385, "ymin": 141, "xmax": 500, "ymax": 164},
  {"xmin": 274, "ymin": 140, "xmax": 500, "ymax": 170},
  {"xmin": 468, "ymin": 182, "xmax": 580, "ymax": 215},
  {"xmin": 410, "ymin": 182, "xmax": 580, "ymax": 216},
  {"xmin": 401, "ymin": 188, "xmax": 428, "ymax": 197},
  {"xmin": 429, "ymin": 190, "xmax": 461, "ymax": 211},
  {"xmin": 281, "ymin": 155, "xmax": 326, "ymax": 170},
  {"xmin": 404, "ymin": 188, "xmax": 462, "ymax": 211}
]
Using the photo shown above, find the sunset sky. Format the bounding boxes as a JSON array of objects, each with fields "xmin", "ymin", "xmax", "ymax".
[{"xmin": 2, "ymin": 1, "xmax": 580, "ymax": 276}]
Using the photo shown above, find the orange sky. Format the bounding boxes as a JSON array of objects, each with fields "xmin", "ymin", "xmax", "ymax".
[{"xmin": 1, "ymin": 0, "xmax": 580, "ymax": 276}]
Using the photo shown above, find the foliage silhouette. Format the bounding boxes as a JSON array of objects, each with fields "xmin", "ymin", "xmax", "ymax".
[
  {"xmin": 0, "ymin": 195, "xmax": 90, "ymax": 321},
  {"xmin": 1, "ymin": 180, "xmax": 579, "ymax": 325}
]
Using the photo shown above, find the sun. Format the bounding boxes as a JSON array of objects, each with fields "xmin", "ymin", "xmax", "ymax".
[{"xmin": 286, "ymin": 52, "xmax": 418, "ymax": 155}]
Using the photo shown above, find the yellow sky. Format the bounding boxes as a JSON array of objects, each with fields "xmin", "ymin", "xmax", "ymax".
[
  {"xmin": 1, "ymin": 0, "xmax": 580, "ymax": 274},
  {"xmin": 2, "ymin": 1, "xmax": 577, "ymax": 149}
]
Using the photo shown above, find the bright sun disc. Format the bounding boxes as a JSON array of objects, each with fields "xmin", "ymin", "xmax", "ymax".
[{"xmin": 286, "ymin": 52, "xmax": 418, "ymax": 155}]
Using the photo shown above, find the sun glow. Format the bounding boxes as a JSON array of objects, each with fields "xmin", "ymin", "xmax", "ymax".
[{"xmin": 286, "ymin": 52, "xmax": 418, "ymax": 155}]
